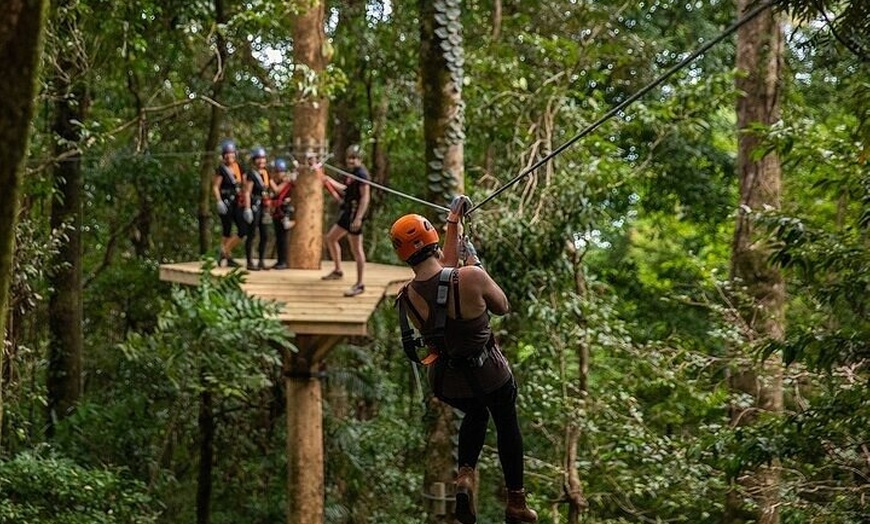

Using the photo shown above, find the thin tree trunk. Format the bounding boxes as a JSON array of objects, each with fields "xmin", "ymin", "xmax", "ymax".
[
  {"xmin": 492, "ymin": 0, "xmax": 502, "ymax": 42},
  {"xmin": 198, "ymin": 0, "xmax": 230, "ymax": 256},
  {"xmin": 196, "ymin": 388, "xmax": 215, "ymax": 524},
  {"xmin": 0, "ymin": 0, "xmax": 48, "ymax": 450},
  {"xmin": 725, "ymin": 2, "xmax": 785, "ymax": 523},
  {"xmin": 420, "ymin": 0, "xmax": 465, "ymax": 207},
  {"xmin": 422, "ymin": 398, "xmax": 458, "ymax": 523},
  {"xmin": 564, "ymin": 245, "xmax": 589, "ymax": 522},
  {"xmin": 289, "ymin": 0, "xmax": 329, "ymax": 269},
  {"xmin": 47, "ymin": 0, "xmax": 89, "ymax": 435}
]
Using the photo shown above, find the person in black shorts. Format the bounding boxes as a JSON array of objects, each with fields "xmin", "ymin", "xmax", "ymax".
[
  {"xmin": 321, "ymin": 144, "xmax": 370, "ymax": 297},
  {"xmin": 212, "ymin": 139, "xmax": 249, "ymax": 267}
]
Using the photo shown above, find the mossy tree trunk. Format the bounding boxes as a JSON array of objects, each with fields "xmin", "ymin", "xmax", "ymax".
[
  {"xmin": 47, "ymin": 0, "xmax": 89, "ymax": 436},
  {"xmin": 0, "ymin": 0, "xmax": 48, "ymax": 451}
]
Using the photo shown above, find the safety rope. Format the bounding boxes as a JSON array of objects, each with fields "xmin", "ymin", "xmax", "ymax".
[
  {"xmin": 321, "ymin": 162, "xmax": 450, "ymax": 213},
  {"xmin": 466, "ymin": 0, "xmax": 774, "ymax": 215}
]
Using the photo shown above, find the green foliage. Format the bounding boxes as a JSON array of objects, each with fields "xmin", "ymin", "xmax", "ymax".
[
  {"xmin": 0, "ymin": 450, "xmax": 159, "ymax": 524},
  {"xmin": 120, "ymin": 263, "xmax": 293, "ymax": 398}
]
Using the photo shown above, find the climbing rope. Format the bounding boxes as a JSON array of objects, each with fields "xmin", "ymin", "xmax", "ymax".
[
  {"xmin": 466, "ymin": 0, "xmax": 774, "ymax": 215},
  {"xmin": 321, "ymin": 162, "xmax": 450, "ymax": 213}
]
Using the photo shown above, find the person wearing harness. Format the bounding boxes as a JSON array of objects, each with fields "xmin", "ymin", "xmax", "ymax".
[
  {"xmin": 269, "ymin": 157, "xmax": 297, "ymax": 270},
  {"xmin": 321, "ymin": 144, "xmax": 370, "ymax": 297},
  {"xmin": 390, "ymin": 197, "xmax": 538, "ymax": 524},
  {"xmin": 243, "ymin": 146, "xmax": 272, "ymax": 271},
  {"xmin": 212, "ymin": 139, "xmax": 249, "ymax": 267}
]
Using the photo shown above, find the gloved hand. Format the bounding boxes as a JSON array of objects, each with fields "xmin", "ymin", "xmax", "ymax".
[
  {"xmin": 450, "ymin": 195, "xmax": 472, "ymax": 217},
  {"xmin": 243, "ymin": 207, "xmax": 254, "ymax": 224},
  {"xmin": 216, "ymin": 200, "xmax": 229, "ymax": 216}
]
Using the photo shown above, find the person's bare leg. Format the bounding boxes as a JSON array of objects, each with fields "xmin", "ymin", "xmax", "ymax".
[
  {"xmin": 348, "ymin": 233, "xmax": 365, "ymax": 286},
  {"xmin": 325, "ymin": 224, "xmax": 346, "ymax": 273},
  {"xmin": 226, "ymin": 235, "xmax": 241, "ymax": 254}
]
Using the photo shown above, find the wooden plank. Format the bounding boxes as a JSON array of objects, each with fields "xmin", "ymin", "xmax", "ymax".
[{"xmin": 158, "ymin": 260, "xmax": 412, "ymax": 338}]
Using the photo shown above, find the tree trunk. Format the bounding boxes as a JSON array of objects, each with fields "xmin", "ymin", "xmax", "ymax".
[
  {"xmin": 198, "ymin": 0, "xmax": 230, "ymax": 256},
  {"xmin": 422, "ymin": 398, "xmax": 458, "ymax": 523},
  {"xmin": 285, "ymin": 336, "xmax": 340, "ymax": 524},
  {"xmin": 47, "ymin": 0, "xmax": 89, "ymax": 434},
  {"xmin": 420, "ymin": 0, "xmax": 465, "ymax": 207},
  {"xmin": 725, "ymin": 2, "xmax": 785, "ymax": 523},
  {"xmin": 0, "ymin": 0, "xmax": 48, "ymax": 450},
  {"xmin": 419, "ymin": 1, "xmax": 467, "ymax": 520},
  {"xmin": 197, "ymin": 388, "xmax": 215, "ymax": 524},
  {"xmin": 289, "ymin": 0, "xmax": 329, "ymax": 269}
]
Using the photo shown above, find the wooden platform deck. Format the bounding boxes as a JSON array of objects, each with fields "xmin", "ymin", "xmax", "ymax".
[{"xmin": 159, "ymin": 260, "xmax": 413, "ymax": 336}]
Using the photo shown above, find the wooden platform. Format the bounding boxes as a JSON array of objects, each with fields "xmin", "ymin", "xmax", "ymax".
[{"xmin": 159, "ymin": 260, "xmax": 413, "ymax": 336}]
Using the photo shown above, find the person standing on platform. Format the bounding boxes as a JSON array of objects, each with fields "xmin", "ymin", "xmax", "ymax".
[
  {"xmin": 321, "ymin": 144, "xmax": 370, "ymax": 297},
  {"xmin": 269, "ymin": 157, "xmax": 297, "ymax": 270},
  {"xmin": 212, "ymin": 139, "xmax": 248, "ymax": 267},
  {"xmin": 243, "ymin": 146, "xmax": 271, "ymax": 271}
]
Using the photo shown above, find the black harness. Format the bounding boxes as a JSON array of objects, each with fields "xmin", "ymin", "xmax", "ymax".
[
  {"xmin": 218, "ymin": 164, "xmax": 241, "ymax": 203},
  {"xmin": 396, "ymin": 268, "xmax": 489, "ymax": 399}
]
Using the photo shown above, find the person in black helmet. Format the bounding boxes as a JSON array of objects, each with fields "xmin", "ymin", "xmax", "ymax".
[
  {"xmin": 243, "ymin": 146, "xmax": 271, "ymax": 270},
  {"xmin": 321, "ymin": 144, "xmax": 370, "ymax": 297},
  {"xmin": 212, "ymin": 139, "xmax": 248, "ymax": 267}
]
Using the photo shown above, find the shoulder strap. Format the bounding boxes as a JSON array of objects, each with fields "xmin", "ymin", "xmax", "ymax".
[
  {"xmin": 397, "ymin": 294, "xmax": 423, "ymax": 364},
  {"xmin": 219, "ymin": 164, "xmax": 238, "ymax": 187},
  {"xmin": 431, "ymin": 268, "xmax": 454, "ymax": 333}
]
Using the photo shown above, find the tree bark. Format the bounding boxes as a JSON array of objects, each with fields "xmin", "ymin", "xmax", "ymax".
[
  {"xmin": 420, "ymin": 0, "xmax": 465, "ymax": 207},
  {"xmin": 198, "ymin": 0, "xmax": 230, "ymax": 256},
  {"xmin": 0, "ymin": 0, "xmax": 48, "ymax": 451},
  {"xmin": 285, "ymin": 336, "xmax": 340, "ymax": 524},
  {"xmin": 422, "ymin": 398, "xmax": 458, "ymax": 523},
  {"xmin": 725, "ymin": 2, "xmax": 785, "ymax": 523},
  {"xmin": 420, "ymin": 1, "xmax": 467, "ymax": 520},
  {"xmin": 196, "ymin": 388, "xmax": 215, "ymax": 524},
  {"xmin": 289, "ymin": 0, "xmax": 329, "ymax": 269},
  {"xmin": 47, "ymin": 0, "xmax": 89, "ymax": 435}
]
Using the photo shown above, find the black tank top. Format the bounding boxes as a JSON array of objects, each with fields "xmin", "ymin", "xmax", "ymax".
[{"xmin": 407, "ymin": 270, "xmax": 512, "ymax": 399}]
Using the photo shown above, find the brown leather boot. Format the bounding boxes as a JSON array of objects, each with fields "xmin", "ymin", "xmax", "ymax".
[
  {"xmin": 454, "ymin": 466, "xmax": 476, "ymax": 524},
  {"xmin": 505, "ymin": 488, "xmax": 538, "ymax": 523}
]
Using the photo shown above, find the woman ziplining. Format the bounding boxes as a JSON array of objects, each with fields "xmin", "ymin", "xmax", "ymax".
[{"xmin": 380, "ymin": 4, "xmax": 776, "ymax": 523}]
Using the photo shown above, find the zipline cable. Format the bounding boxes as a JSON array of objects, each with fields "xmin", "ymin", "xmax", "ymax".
[
  {"xmin": 466, "ymin": 0, "xmax": 774, "ymax": 215},
  {"xmin": 321, "ymin": 162, "xmax": 450, "ymax": 213}
]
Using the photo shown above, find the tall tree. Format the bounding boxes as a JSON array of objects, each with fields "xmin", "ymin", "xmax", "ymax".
[
  {"xmin": 286, "ymin": 3, "xmax": 331, "ymax": 524},
  {"xmin": 289, "ymin": 0, "xmax": 329, "ymax": 270},
  {"xmin": 420, "ymin": 0, "xmax": 465, "ymax": 206},
  {"xmin": 726, "ymin": 1, "xmax": 785, "ymax": 523},
  {"xmin": 419, "ymin": 0, "xmax": 466, "ymax": 522},
  {"xmin": 47, "ymin": 0, "xmax": 90, "ymax": 435},
  {"xmin": 0, "ymin": 0, "xmax": 48, "ymax": 451},
  {"xmin": 197, "ymin": 0, "xmax": 231, "ymax": 256}
]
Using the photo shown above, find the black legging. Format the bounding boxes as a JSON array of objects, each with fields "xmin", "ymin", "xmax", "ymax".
[
  {"xmin": 245, "ymin": 207, "xmax": 268, "ymax": 264},
  {"xmin": 443, "ymin": 378, "xmax": 524, "ymax": 490},
  {"xmin": 273, "ymin": 218, "xmax": 288, "ymax": 265}
]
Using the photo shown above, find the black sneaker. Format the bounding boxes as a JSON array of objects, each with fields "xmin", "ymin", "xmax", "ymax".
[
  {"xmin": 247, "ymin": 262, "xmax": 260, "ymax": 271},
  {"xmin": 272, "ymin": 263, "xmax": 288, "ymax": 270},
  {"xmin": 226, "ymin": 258, "xmax": 240, "ymax": 268},
  {"xmin": 258, "ymin": 260, "xmax": 267, "ymax": 271}
]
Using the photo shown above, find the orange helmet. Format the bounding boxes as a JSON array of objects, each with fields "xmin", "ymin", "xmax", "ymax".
[{"xmin": 390, "ymin": 214, "xmax": 440, "ymax": 263}]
